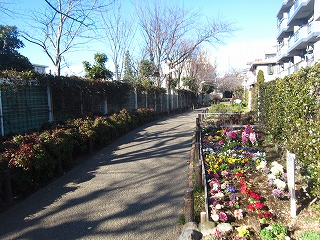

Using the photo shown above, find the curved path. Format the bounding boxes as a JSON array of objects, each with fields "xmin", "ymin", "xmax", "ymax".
[{"xmin": 0, "ymin": 111, "xmax": 198, "ymax": 240}]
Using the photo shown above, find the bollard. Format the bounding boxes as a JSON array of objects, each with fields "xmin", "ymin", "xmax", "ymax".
[
  {"xmin": 184, "ymin": 188, "xmax": 194, "ymax": 222},
  {"xmin": 200, "ymin": 212, "xmax": 207, "ymax": 223},
  {"xmin": 2, "ymin": 170, "xmax": 12, "ymax": 205},
  {"xmin": 195, "ymin": 162, "xmax": 202, "ymax": 188}
]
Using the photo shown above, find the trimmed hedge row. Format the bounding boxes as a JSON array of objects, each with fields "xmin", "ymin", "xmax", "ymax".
[
  {"xmin": 259, "ymin": 63, "xmax": 320, "ymax": 197},
  {"xmin": 0, "ymin": 108, "xmax": 156, "ymax": 196}
]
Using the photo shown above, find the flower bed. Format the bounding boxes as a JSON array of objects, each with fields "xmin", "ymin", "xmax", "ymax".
[{"xmin": 202, "ymin": 125, "xmax": 291, "ymax": 239}]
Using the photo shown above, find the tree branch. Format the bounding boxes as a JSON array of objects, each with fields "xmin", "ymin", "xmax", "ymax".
[{"xmin": 45, "ymin": 0, "xmax": 89, "ymax": 27}]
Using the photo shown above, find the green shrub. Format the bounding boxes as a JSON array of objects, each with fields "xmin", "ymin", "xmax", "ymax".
[
  {"xmin": 299, "ymin": 230, "xmax": 320, "ymax": 240},
  {"xmin": 260, "ymin": 223, "xmax": 288, "ymax": 240},
  {"xmin": 259, "ymin": 63, "xmax": 320, "ymax": 197}
]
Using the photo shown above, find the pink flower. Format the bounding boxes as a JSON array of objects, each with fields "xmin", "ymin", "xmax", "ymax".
[
  {"xmin": 249, "ymin": 132, "xmax": 257, "ymax": 144},
  {"xmin": 234, "ymin": 209, "xmax": 244, "ymax": 220},
  {"xmin": 221, "ymin": 170, "xmax": 229, "ymax": 177},
  {"xmin": 219, "ymin": 212, "xmax": 228, "ymax": 222},
  {"xmin": 248, "ymin": 203, "xmax": 255, "ymax": 211},
  {"xmin": 242, "ymin": 131, "xmax": 248, "ymax": 143},
  {"xmin": 228, "ymin": 200, "xmax": 236, "ymax": 207},
  {"xmin": 244, "ymin": 125, "xmax": 253, "ymax": 134},
  {"xmin": 230, "ymin": 131, "xmax": 237, "ymax": 139}
]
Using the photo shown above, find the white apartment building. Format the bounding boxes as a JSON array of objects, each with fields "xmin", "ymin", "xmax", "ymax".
[
  {"xmin": 32, "ymin": 64, "xmax": 48, "ymax": 74},
  {"xmin": 245, "ymin": 50, "xmax": 278, "ymax": 109},
  {"xmin": 276, "ymin": 0, "xmax": 320, "ymax": 78}
]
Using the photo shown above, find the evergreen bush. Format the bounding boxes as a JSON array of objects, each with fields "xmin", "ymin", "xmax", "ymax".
[{"xmin": 259, "ymin": 63, "xmax": 320, "ymax": 197}]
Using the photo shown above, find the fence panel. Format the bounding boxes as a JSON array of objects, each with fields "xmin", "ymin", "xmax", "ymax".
[
  {"xmin": 0, "ymin": 82, "xmax": 206, "ymax": 135},
  {"xmin": 1, "ymin": 86, "xmax": 48, "ymax": 135},
  {"xmin": 122, "ymin": 92, "xmax": 136, "ymax": 111}
]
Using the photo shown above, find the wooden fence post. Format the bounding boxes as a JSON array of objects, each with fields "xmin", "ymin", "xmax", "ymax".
[
  {"xmin": 195, "ymin": 162, "xmax": 202, "ymax": 188},
  {"xmin": 184, "ymin": 188, "xmax": 194, "ymax": 222}
]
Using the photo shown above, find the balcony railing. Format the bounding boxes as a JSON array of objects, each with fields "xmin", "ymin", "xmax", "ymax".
[
  {"xmin": 288, "ymin": 0, "xmax": 309, "ymax": 22},
  {"xmin": 288, "ymin": 24, "xmax": 310, "ymax": 48},
  {"xmin": 277, "ymin": 42, "xmax": 288, "ymax": 59},
  {"xmin": 277, "ymin": 18, "xmax": 288, "ymax": 34},
  {"xmin": 278, "ymin": 59, "xmax": 314, "ymax": 78}
]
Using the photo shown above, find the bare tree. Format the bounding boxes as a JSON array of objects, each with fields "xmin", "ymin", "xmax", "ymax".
[
  {"xmin": 137, "ymin": 0, "xmax": 193, "ymax": 86},
  {"xmin": 21, "ymin": 0, "xmax": 112, "ymax": 76},
  {"xmin": 99, "ymin": 1, "xmax": 136, "ymax": 81},
  {"xmin": 183, "ymin": 48, "xmax": 217, "ymax": 93},
  {"xmin": 0, "ymin": 1, "xmax": 17, "ymax": 19},
  {"xmin": 216, "ymin": 69, "xmax": 244, "ymax": 94},
  {"xmin": 137, "ymin": 0, "xmax": 236, "ymax": 87}
]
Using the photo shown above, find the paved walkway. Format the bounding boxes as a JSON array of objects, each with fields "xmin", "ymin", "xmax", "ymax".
[{"xmin": 0, "ymin": 111, "xmax": 198, "ymax": 240}]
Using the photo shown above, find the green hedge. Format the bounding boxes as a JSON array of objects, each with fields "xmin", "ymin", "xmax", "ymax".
[
  {"xmin": 259, "ymin": 63, "xmax": 320, "ymax": 197},
  {"xmin": 0, "ymin": 108, "xmax": 157, "ymax": 196}
]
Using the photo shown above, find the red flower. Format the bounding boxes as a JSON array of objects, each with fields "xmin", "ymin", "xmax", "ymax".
[
  {"xmin": 255, "ymin": 202, "xmax": 264, "ymax": 210},
  {"xmin": 258, "ymin": 210, "xmax": 273, "ymax": 220},
  {"xmin": 250, "ymin": 191, "xmax": 261, "ymax": 200},
  {"xmin": 248, "ymin": 203, "xmax": 255, "ymax": 211},
  {"xmin": 236, "ymin": 172, "xmax": 243, "ymax": 178}
]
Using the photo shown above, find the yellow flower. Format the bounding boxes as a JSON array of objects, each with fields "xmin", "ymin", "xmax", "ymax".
[
  {"xmin": 215, "ymin": 136, "xmax": 222, "ymax": 140},
  {"xmin": 228, "ymin": 158, "xmax": 236, "ymax": 164},
  {"xmin": 236, "ymin": 225, "xmax": 250, "ymax": 238}
]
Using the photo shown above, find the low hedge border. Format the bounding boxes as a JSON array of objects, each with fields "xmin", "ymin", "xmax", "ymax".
[{"xmin": 0, "ymin": 108, "xmax": 157, "ymax": 198}]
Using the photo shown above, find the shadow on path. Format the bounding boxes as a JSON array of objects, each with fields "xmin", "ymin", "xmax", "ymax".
[{"xmin": 0, "ymin": 111, "xmax": 197, "ymax": 239}]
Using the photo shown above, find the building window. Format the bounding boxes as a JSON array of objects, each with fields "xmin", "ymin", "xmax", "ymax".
[{"xmin": 267, "ymin": 64, "xmax": 274, "ymax": 75}]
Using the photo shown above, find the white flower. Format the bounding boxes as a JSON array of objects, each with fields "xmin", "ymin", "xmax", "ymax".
[
  {"xmin": 268, "ymin": 174, "xmax": 276, "ymax": 182},
  {"xmin": 211, "ymin": 213, "xmax": 219, "ymax": 222},
  {"xmin": 211, "ymin": 183, "xmax": 220, "ymax": 191},
  {"xmin": 270, "ymin": 162, "xmax": 284, "ymax": 176},
  {"xmin": 214, "ymin": 192, "xmax": 224, "ymax": 199},
  {"xmin": 215, "ymin": 204, "xmax": 223, "ymax": 210},
  {"xmin": 273, "ymin": 179, "xmax": 286, "ymax": 190},
  {"xmin": 220, "ymin": 183, "xmax": 227, "ymax": 189},
  {"xmin": 257, "ymin": 160, "xmax": 267, "ymax": 170}
]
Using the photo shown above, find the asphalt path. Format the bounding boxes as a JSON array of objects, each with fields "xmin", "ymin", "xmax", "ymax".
[{"xmin": 0, "ymin": 111, "xmax": 198, "ymax": 240}]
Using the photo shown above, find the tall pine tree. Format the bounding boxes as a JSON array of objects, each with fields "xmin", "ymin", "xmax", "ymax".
[{"xmin": 123, "ymin": 50, "xmax": 135, "ymax": 82}]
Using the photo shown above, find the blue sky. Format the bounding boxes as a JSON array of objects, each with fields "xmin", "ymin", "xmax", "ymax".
[{"xmin": 1, "ymin": 0, "xmax": 280, "ymax": 76}]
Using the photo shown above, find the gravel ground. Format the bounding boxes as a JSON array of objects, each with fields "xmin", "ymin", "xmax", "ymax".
[{"xmin": 0, "ymin": 111, "xmax": 198, "ymax": 240}]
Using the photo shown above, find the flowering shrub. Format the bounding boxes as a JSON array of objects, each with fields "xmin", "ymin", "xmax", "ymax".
[
  {"xmin": 0, "ymin": 108, "xmax": 157, "ymax": 195},
  {"xmin": 1, "ymin": 134, "xmax": 56, "ymax": 193}
]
